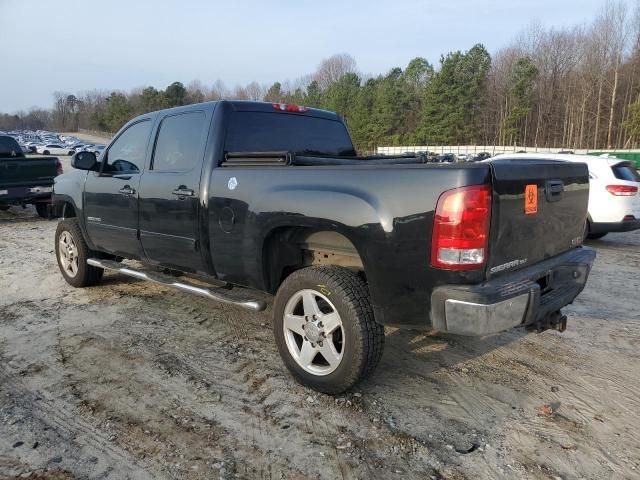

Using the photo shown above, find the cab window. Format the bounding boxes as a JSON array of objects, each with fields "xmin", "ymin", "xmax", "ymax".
[
  {"xmin": 151, "ymin": 111, "xmax": 208, "ymax": 172},
  {"xmin": 103, "ymin": 120, "xmax": 151, "ymax": 174}
]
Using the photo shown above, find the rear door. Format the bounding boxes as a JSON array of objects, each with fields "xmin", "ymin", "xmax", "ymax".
[
  {"xmin": 138, "ymin": 109, "xmax": 211, "ymax": 273},
  {"xmin": 486, "ymin": 158, "xmax": 589, "ymax": 279}
]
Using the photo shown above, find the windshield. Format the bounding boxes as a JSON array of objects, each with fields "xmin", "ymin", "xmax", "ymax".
[{"xmin": 225, "ymin": 111, "xmax": 356, "ymax": 156}]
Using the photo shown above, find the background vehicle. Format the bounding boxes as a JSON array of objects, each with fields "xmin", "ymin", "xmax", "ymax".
[
  {"xmin": 52, "ymin": 101, "xmax": 595, "ymax": 393},
  {"xmin": 0, "ymin": 135, "xmax": 62, "ymax": 216},
  {"xmin": 88, "ymin": 144, "xmax": 106, "ymax": 156},
  {"xmin": 436, "ymin": 152, "xmax": 455, "ymax": 162},
  {"xmin": 471, "ymin": 152, "xmax": 492, "ymax": 162},
  {"xmin": 36, "ymin": 143, "xmax": 75, "ymax": 156},
  {"xmin": 492, "ymin": 153, "xmax": 640, "ymax": 239}
]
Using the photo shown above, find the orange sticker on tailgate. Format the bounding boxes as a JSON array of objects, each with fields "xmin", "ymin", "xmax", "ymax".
[{"xmin": 525, "ymin": 184, "xmax": 538, "ymax": 214}]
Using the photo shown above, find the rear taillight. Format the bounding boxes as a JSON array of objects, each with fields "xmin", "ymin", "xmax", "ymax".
[
  {"xmin": 56, "ymin": 159, "xmax": 63, "ymax": 176},
  {"xmin": 272, "ymin": 103, "xmax": 309, "ymax": 113},
  {"xmin": 431, "ymin": 185, "xmax": 491, "ymax": 270},
  {"xmin": 606, "ymin": 185, "xmax": 638, "ymax": 196}
]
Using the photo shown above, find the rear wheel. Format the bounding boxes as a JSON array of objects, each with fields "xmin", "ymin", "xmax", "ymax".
[
  {"xmin": 55, "ymin": 218, "xmax": 104, "ymax": 287},
  {"xmin": 43, "ymin": 150, "xmax": 50, "ymax": 155},
  {"xmin": 35, "ymin": 203, "xmax": 50, "ymax": 218},
  {"xmin": 273, "ymin": 266, "xmax": 384, "ymax": 394},
  {"xmin": 0, "ymin": 205, "xmax": 10, "ymax": 211},
  {"xmin": 587, "ymin": 232, "xmax": 607, "ymax": 240},
  {"xmin": 584, "ymin": 220, "xmax": 607, "ymax": 240}
]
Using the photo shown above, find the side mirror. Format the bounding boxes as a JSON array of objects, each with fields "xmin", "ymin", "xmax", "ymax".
[{"xmin": 71, "ymin": 151, "xmax": 98, "ymax": 171}]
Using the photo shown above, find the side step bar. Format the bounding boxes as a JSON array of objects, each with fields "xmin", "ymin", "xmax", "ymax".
[{"xmin": 87, "ymin": 258, "xmax": 267, "ymax": 312}]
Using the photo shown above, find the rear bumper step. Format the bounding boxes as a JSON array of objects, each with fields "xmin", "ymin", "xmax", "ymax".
[{"xmin": 87, "ymin": 258, "xmax": 267, "ymax": 312}]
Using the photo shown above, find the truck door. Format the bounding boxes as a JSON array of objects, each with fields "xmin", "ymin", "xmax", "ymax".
[
  {"xmin": 84, "ymin": 119, "xmax": 152, "ymax": 258},
  {"xmin": 138, "ymin": 110, "xmax": 210, "ymax": 273}
]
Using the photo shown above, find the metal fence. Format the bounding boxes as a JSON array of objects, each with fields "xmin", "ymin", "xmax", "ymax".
[{"xmin": 374, "ymin": 145, "xmax": 640, "ymax": 156}]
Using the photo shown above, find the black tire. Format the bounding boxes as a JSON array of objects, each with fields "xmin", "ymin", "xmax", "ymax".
[
  {"xmin": 35, "ymin": 203, "xmax": 50, "ymax": 218},
  {"xmin": 55, "ymin": 218, "xmax": 104, "ymax": 287},
  {"xmin": 68, "ymin": 151, "xmax": 75, "ymax": 156},
  {"xmin": 584, "ymin": 220, "xmax": 607, "ymax": 240},
  {"xmin": 587, "ymin": 232, "xmax": 607, "ymax": 240},
  {"xmin": 0, "ymin": 205, "xmax": 10, "ymax": 211},
  {"xmin": 43, "ymin": 150, "xmax": 50, "ymax": 155},
  {"xmin": 273, "ymin": 266, "xmax": 385, "ymax": 394}
]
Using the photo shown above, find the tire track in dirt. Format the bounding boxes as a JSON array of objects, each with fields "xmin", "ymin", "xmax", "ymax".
[{"xmin": 0, "ymin": 365, "xmax": 158, "ymax": 479}]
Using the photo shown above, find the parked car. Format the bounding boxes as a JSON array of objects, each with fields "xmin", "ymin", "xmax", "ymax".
[
  {"xmin": 89, "ymin": 145, "xmax": 106, "ymax": 156},
  {"xmin": 470, "ymin": 152, "xmax": 492, "ymax": 162},
  {"xmin": 36, "ymin": 144, "xmax": 75, "ymax": 156},
  {"xmin": 23, "ymin": 142, "xmax": 39, "ymax": 153},
  {"xmin": 52, "ymin": 101, "xmax": 595, "ymax": 393},
  {"xmin": 0, "ymin": 135, "xmax": 63, "ymax": 217},
  {"xmin": 491, "ymin": 153, "xmax": 640, "ymax": 239},
  {"xmin": 436, "ymin": 153, "xmax": 455, "ymax": 162}
]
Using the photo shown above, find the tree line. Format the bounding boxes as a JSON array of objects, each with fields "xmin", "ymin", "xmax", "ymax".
[{"xmin": 3, "ymin": 0, "xmax": 640, "ymax": 151}]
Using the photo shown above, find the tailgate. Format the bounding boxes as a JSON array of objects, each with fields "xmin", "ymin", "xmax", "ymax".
[
  {"xmin": 0, "ymin": 157, "xmax": 58, "ymax": 188},
  {"xmin": 486, "ymin": 159, "xmax": 589, "ymax": 279}
]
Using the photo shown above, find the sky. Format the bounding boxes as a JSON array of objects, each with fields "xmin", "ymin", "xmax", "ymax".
[{"xmin": 0, "ymin": 0, "xmax": 626, "ymax": 113}]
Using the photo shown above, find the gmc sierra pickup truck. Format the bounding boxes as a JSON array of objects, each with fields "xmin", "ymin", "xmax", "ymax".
[
  {"xmin": 52, "ymin": 101, "xmax": 595, "ymax": 393},
  {"xmin": 1, "ymin": 135, "xmax": 62, "ymax": 216}
]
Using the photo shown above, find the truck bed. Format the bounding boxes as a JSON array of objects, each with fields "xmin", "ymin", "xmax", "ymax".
[{"xmin": 0, "ymin": 156, "xmax": 59, "ymax": 188}]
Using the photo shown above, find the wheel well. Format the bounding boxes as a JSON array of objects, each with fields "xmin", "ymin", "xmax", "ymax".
[
  {"xmin": 61, "ymin": 202, "xmax": 76, "ymax": 218},
  {"xmin": 263, "ymin": 228, "xmax": 364, "ymax": 293}
]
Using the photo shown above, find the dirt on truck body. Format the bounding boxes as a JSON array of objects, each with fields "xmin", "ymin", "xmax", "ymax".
[{"xmin": 0, "ymin": 206, "xmax": 639, "ymax": 479}]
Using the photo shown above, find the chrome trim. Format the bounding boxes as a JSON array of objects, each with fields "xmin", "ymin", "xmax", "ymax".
[
  {"xmin": 444, "ymin": 294, "xmax": 529, "ymax": 336},
  {"xmin": 87, "ymin": 258, "xmax": 267, "ymax": 312}
]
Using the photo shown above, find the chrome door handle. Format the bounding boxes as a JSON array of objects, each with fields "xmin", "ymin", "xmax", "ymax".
[
  {"xmin": 118, "ymin": 186, "xmax": 136, "ymax": 196},
  {"xmin": 171, "ymin": 187, "xmax": 194, "ymax": 197}
]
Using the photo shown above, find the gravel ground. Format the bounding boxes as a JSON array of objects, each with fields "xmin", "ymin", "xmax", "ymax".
[{"xmin": 0, "ymin": 206, "xmax": 639, "ymax": 480}]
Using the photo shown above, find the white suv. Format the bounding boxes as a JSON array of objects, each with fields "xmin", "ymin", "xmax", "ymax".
[{"xmin": 491, "ymin": 153, "xmax": 640, "ymax": 239}]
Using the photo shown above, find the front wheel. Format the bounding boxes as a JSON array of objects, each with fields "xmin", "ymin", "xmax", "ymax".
[
  {"xmin": 273, "ymin": 266, "xmax": 385, "ymax": 394},
  {"xmin": 55, "ymin": 218, "xmax": 104, "ymax": 287}
]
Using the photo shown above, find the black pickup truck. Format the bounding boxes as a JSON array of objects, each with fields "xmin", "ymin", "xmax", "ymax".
[
  {"xmin": 0, "ymin": 135, "xmax": 63, "ymax": 217},
  {"xmin": 52, "ymin": 101, "xmax": 595, "ymax": 393}
]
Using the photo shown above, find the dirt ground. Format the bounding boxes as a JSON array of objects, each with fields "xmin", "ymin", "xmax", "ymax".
[{"xmin": 0, "ymin": 205, "xmax": 639, "ymax": 480}]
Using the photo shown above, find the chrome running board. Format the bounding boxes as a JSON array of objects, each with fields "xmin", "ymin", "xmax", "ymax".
[{"xmin": 87, "ymin": 258, "xmax": 267, "ymax": 312}]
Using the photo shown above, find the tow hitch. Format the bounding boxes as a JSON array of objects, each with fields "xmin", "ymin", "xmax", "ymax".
[{"xmin": 528, "ymin": 310, "xmax": 568, "ymax": 333}]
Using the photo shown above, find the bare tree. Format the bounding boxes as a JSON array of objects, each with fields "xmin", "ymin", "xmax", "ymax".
[
  {"xmin": 210, "ymin": 79, "xmax": 229, "ymax": 100},
  {"xmin": 244, "ymin": 81, "xmax": 265, "ymax": 101},
  {"xmin": 313, "ymin": 53, "xmax": 358, "ymax": 90}
]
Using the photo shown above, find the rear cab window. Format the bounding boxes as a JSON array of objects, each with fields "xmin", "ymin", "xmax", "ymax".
[
  {"xmin": 224, "ymin": 111, "xmax": 356, "ymax": 157},
  {"xmin": 611, "ymin": 163, "xmax": 640, "ymax": 182},
  {"xmin": 0, "ymin": 136, "xmax": 22, "ymax": 158}
]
